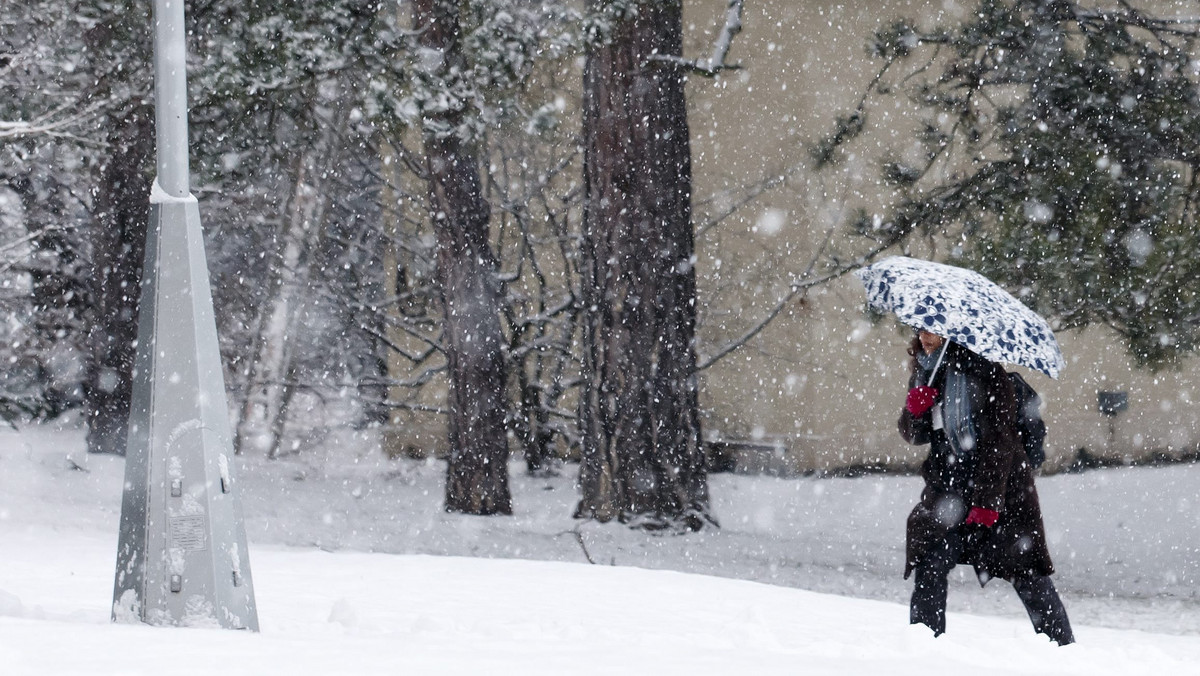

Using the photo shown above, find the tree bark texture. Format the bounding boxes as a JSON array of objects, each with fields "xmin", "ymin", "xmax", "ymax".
[
  {"xmin": 414, "ymin": 0, "xmax": 512, "ymax": 515},
  {"xmin": 11, "ymin": 165, "xmax": 90, "ymax": 420},
  {"xmin": 86, "ymin": 103, "xmax": 153, "ymax": 454},
  {"xmin": 575, "ymin": 0, "xmax": 711, "ymax": 529}
]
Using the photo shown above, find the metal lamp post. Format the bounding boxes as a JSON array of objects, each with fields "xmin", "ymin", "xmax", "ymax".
[{"xmin": 112, "ymin": 0, "xmax": 258, "ymax": 630}]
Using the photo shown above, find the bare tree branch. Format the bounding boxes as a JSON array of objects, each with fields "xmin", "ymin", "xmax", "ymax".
[
  {"xmin": 0, "ymin": 95, "xmax": 115, "ymax": 146},
  {"xmin": 557, "ymin": 525, "xmax": 596, "ymax": 564}
]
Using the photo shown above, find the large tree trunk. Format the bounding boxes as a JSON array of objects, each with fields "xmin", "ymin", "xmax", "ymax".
[
  {"xmin": 414, "ymin": 0, "xmax": 511, "ymax": 515},
  {"xmin": 77, "ymin": 17, "xmax": 153, "ymax": 454},
  {"xmin": 575, "ymin": 0, "xmax": 711, "ymax": 529},
  {"xmin": 85, "ymin": 103, "xmax": 154, "ymax": 454},
  {"xmin": 11, "ymin": 164, "xmax": 90, "ymax": 419}
]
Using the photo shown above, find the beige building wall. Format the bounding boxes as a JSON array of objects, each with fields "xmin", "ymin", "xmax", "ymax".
[
  {"xmin": 382, "ymin": 1, "xmax": 1200, "ymax": 470},
  {"xmin": 685, "ymin": 0, "xmax": 1200, "ymax": 472}
]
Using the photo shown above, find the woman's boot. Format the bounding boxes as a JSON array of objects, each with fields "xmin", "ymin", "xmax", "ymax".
[{"xmin": 1012, "ymin": 575, "xmax": 1075, "ymax": 645}]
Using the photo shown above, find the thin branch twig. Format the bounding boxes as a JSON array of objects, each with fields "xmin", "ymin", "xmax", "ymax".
[{"xmin": 557, "ymin": 524, "xmax": 596, "ymax": 564}]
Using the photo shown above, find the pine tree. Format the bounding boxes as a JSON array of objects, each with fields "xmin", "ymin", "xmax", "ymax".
[
  {"xmin": 574, "ymin": 0, "xmax": 722, "ymax": 530},
  {"xmin": 821, "ymin": 0, "xmax": 1200, "ymax": 366}
]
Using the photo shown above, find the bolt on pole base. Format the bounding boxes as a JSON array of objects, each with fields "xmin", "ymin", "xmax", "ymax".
[{"xmin": 112, "ymin": 190, "xmax": 259, "ymax": 630}]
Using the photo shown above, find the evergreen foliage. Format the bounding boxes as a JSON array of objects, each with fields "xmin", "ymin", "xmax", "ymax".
[
  {"xmin": 821, "ymin": 0, "xmax": 1200, "ymax": 367},
  {"xmin": 0, "ymin": 0, "xmax": 724, "ymax": 507}
]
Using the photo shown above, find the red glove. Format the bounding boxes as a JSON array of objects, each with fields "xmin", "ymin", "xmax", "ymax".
[
  {"xmin": 905, "ymin": 386, "xmax": 939, "ymax": 416},
  {"xmin": 965, "ymin": 507, "xmax": 1000, "ymax": 528}
]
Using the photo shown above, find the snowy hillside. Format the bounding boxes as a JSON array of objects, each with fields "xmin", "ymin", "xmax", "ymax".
[
  {"xmin": 7, "ymin": 544, "xmax": 1200, "ymax": 675},
  {"xmin": 3, "ymin": 423, "xmax": 1200, "ymax": 674}
]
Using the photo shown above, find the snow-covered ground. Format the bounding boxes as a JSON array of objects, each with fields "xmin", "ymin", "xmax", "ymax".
[{"xmin": 3, "ymin": 423, "xmax": 1200, "ymax": 674}]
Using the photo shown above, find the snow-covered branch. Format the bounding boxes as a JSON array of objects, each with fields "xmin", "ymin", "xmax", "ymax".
[
  {"xmin": 0, "ymin": 225, "xmax": 64, "ymax": 256},
  {"xmin": 0, "ymin": 97, "xmax": 111, "ymax": 146},
  {"xmin": 703, "ymin": 0, "xmax": 745, "ymax": 73},
  {"xmin": 0, "ymin": 119, "xmax": 92, "ymax": 144},
  {"xmin": 649, "ymin": 0, "xmax": 743, "ymax": 77}
]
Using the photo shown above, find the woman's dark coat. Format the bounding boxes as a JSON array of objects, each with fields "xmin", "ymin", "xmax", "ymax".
[{"xmin": 898, "ymin": 340, "xmax": 1055, "ymax": 583}]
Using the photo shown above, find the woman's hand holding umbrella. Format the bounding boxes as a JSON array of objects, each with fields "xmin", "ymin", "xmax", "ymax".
[
  {"xmin": 964, "ymin": 506, "xmax": 1000, "ymax": 527},
  {"xmin": 906, "ymin": 386, "xmax": 939, "ymax": 416}
]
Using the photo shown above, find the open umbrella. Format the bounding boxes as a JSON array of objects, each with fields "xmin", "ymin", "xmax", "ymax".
[{"xmin": 854, "ymin": 256, "xmax": 1065, "ymax": 379}]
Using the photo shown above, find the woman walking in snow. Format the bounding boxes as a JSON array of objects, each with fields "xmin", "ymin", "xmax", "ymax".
[{"xmin": 899, "ymin": 329, "xmax": 1074, "ymax": 645}]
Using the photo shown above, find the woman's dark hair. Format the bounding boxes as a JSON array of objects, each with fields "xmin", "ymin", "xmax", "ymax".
[
  {"xmin": 906, "ymin": 336, "xmax": 923, "ymax": 358},
  {"xmin": 908, "ymin": 336, "xmax": 964, "ymax": 374},
  {"xmin": 907, "ymin": 336, "xmax": 924, "ymax": 372}
]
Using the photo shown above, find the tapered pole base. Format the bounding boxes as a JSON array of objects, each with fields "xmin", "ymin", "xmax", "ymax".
[{"xmin": 112, "ymin": 192, "xmax": 258, "ymax": 630}]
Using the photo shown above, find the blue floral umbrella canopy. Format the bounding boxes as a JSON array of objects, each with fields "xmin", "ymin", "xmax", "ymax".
[{"xmin": 854, "ymin": 256, "xmax": 1065, "ymax": 379}]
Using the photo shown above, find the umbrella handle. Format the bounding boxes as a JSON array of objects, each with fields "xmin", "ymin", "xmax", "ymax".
[{"xmin": 927, "ymin": 341, "xmax": 948, "ymax": 387}]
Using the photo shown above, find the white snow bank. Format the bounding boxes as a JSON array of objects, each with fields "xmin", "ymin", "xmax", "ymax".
[
  {"xmin": 3, "ymin": 536, "xmax": 1200, "ymax": 675},
  {"xmin": 3, "ymin": 424, "xmax": 1200, "ymax": 674}
]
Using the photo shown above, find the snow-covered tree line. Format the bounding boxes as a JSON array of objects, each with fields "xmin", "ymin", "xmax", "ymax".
[
  {"xmin": 0, "ymin": 0, "xmax": 749, "ymax": 527},
  {"xmin": 1, "ymin": 0, "xmax": 393, "ymax": 454},
  {"xmin": 11, "ymin": 0, "xmax": 1194, "ymax": 524}
]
